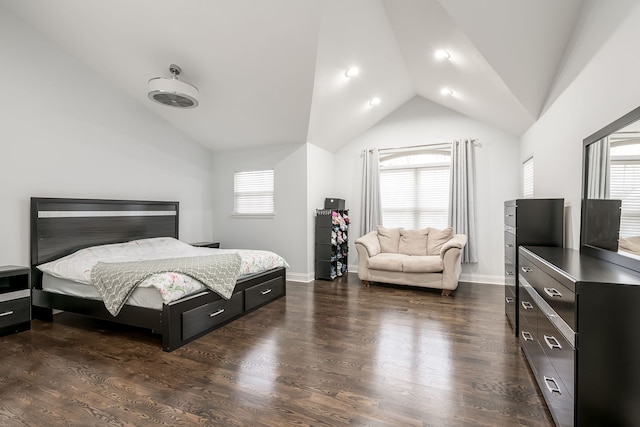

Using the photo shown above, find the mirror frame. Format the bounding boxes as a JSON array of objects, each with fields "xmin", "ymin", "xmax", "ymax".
[{"xmin": 581, "ymin": 105, "xmax": 640, "ymax": 273}]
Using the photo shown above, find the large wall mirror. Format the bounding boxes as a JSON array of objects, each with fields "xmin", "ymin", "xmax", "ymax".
[{"xmin": 582, "ymin": 105, "xmax": 640, "ymax": 272}]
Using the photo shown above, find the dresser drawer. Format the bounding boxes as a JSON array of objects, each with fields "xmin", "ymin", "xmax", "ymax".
[
  {"xmin": 504, "ymin": 205, "xmax": 516, "ymax": 227},
  {"xmin": 505, "ymin": 258, "xmax": 516, "ymax": 288},
  {"xmin": 534, "ymin": 270, "xmax": 575, "ymax": 331},
  {"xmin": 245, "ymin": 276, "xmax": 284, "ymax": 311},
  {"xmin": 505, "ymin": 284, "xmax": 516, "ymax": 329},
  {"xmin": 538, "ymin": 310, "xmax": 575, "ymax": 400},
  {"xmin": 519, "ymin": 253, "xmax": 538, "ymax": 287},
  {"xmin": 0, "ymin": 297, "xmax": 31, "ymax": 328},
  {"xmin": 519, "ymin": 284, "xmax": 538, "ymax": 329},
  {"xmin": 182, "ymin": 291, "xmax": 243, "ymax": 340},
  {"xmin": 504, "ymin": 231, "xmax": 516, "ymax": 262},
  {"xmin": 519, "ymin": 316, "xmax": 539, "ymax": 361},
  {"xmin": 535, "ymin": 351, "xmax": 574, "ymax": 427}
]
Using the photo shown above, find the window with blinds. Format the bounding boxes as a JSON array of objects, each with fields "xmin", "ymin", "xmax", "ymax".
[
  {"xmin": 523, "ymin": 157, "xmax": 534, "ymax": 198},
  {"xmin": 610, "ymin": 142, "xmax": 640, "ymax": 236},
  {"xmin": 233, "ymin": 169, "xmax": 274, "ymax": 215},
  {"xmin": 379, "ymin": 149, "xmax": 450, "ymax": 229}
]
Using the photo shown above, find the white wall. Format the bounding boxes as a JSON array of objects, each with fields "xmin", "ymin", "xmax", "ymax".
[
  {"xmin": 210, "ymin": 143, "xmax": 309, "ymax": 279},
  {"xmin": 521, "ymin": 1, "xmax": 640, "ymax": 249},
  {"xmin": 0, "ymin": 9, "xmax": 214, "ymax": 267},
  {"xmin": 332, "ymin": 96, "xmax": 520, "ymax": 284}
]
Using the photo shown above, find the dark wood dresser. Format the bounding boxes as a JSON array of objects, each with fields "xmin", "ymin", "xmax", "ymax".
[
  {"xmin": 519, "ymin": 246, "xmax": 640, "ymax": 426},
  {"xmin": 504, "ymin": 199, "xmax": 564, "ymax": 335}
]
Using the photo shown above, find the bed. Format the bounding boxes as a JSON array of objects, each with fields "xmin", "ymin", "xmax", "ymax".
[{"xmin": 30, "ymin": 197, "xmax": 287, "ymax": 351}]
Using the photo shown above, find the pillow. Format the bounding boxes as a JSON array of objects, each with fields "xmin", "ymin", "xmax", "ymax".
[
  {"xmin": 377, "ymin": 226, "xmax": 402, "ymax": 253},
  {"xmin": 398, "ymin": 229, "xmax": 429, "ymax": 256},
  {"xmin": 427, "ymin": 227, "xmax": 454, "ymax": 255}
]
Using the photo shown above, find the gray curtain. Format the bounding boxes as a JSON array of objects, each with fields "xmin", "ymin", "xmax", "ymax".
[
  {"xmin": 587, "ymin": 136, "xmax": 610, "ymax": 199},
  {"xmin": 360, "ymin": 148, "xmax": 382, "ymax": 236},
  {"xmin": 449, "ymin": 139, "xmax": 478, "ymax": 263}
]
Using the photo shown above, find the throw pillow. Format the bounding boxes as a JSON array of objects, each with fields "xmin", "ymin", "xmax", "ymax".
[
  {"xmin": 427, "ymin": 227, "xmax": 454, "ymax": 255},
  {"xmin": 377, "ymin": 226, "xmax": 402, "ymax": 253},
  {"xmin": 398, "ymin": 229, "xmax": 429, "ymax": 256}
]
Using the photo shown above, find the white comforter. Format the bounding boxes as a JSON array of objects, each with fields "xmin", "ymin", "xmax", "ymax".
[{"xmin": 37, "ymin": 237, "xmax": 289, "ymax": 304}]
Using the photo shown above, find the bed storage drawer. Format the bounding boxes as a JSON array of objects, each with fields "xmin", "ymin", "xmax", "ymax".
[
  {"xmin": 0, "ymin": 297, "xmax": 30, "ymax": 328},
  {"xmin": 181, "ymin": 291, "xmax": 243, "ymax": 340},
  {"xmin": 245, "ymin": 277, "xmax": 284, "ymax": 311}
]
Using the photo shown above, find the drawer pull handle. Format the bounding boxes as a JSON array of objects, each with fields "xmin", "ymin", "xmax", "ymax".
[
  {"xmin": 505, "ymin": 244, "xmax": 514, "ymax": 248},
  {"xmin": 544, "ymin": 376, "xmax": 561, "ymax": 394},
  {"xmin": 505, "ymin": 271, "xmax": 514, "ymax": 276},
  {"xmin": 521, "ymin": 331, "xmax": 533, "ymax": 341},
  {"xmin": 544, "ymin": 287, "xmax": 563, "ymax": 298},
  {"xmin": 544, "ymin": 335, "xmax": 562, "ymax": 350},
  {"xmin": 209, "ymin": 308, "xmax": 225, "ymax": 318},
  {"xmin": 521, "ymin": 301, "xmax": 533, "ymax": 310},
  {"xmin": 521, "ymin": 266, "xmax": 532, "ymax": 273},
  {"xmin": 505, "ymin": 214, "xmax": 514, "ymax": 217},
  {"xmin": 260, "ymin": 289, "xmax": 272, "ymax": 295},
  {"xmin": 0, "ymin": 310, "xmax": 14, "ymax": 317},
  {"xmin": 505, "ymin": 297, "xmax": 514, "ymax": 304}
]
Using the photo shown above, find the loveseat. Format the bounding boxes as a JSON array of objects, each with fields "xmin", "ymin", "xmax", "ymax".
[{"xmin": 355, "ymin": 226, "xmax": 467, "ymax": 296}]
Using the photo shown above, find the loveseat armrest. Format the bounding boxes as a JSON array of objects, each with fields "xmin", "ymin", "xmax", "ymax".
[
  {"xmin": 440, "ymin": 234, "xmax": 468, "ymax": 258},
  {"xmin": 355, "ymin": 231, "xmax": 381, "ymax": 258}
]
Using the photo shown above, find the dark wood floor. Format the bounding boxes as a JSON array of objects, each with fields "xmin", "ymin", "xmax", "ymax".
[{"xmin": 0, "ymin": 274, "xmax": 553, "ymax": 426}]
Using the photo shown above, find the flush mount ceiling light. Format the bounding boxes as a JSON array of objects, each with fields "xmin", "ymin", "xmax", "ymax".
[
  {"xmin": 148, "ymin": 64, "xmax": 199, "ymax": 109},
  {"xmin": 345, "ymin": 67, "xmax": 360, "ymax": 78},
  {"xmin": 369, "ymin": 97, "xmax": 381, "ymax": 107},
  {"xmin": 434, "ymin": 49, "xmax": 451, "ymax": 61},
  {"xmin": 440, "ymin": 87, "xmax": 454, "ymax": 96}
]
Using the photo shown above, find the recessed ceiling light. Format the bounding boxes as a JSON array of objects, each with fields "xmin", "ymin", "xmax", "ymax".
[
  {"xmin": 435, "ymin": 49, "xmax": 451, "ymax": 61},
  {"xmin": 369, "ymin": 97, "xmax": 381, "ymax": 106},
  {"xmin": 440, "ymin": 88, "xmax": 454, "ymax": 96},
  {"xmin": 345, "ymin": 67, "xmax": 360, "ymax": 78}
]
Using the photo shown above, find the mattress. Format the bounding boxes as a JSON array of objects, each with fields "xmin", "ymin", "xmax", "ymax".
[
  {"xmin": 42, "ymin": 272, "xmax": 166, "ymax": 310},
  {"xmin": 37, "ymin": 237, "xmax": 290, "ymax": 311}
]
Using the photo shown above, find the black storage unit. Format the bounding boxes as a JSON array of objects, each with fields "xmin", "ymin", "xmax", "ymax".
[
  {"xmin": 504, "ymin": 199, "xmax": 564, "ymax": 336},
  {"xmin": 519, "ymin": 246, "xmax": 640, "ymax": 427},
  {"xmin": 0, "ymin": 266, "xmax": 31, "ymax": 336},
  {"xmin": 315, "ymin": 208, "xmax": 349, "ymax": 280},
  {"xmin": 324, "ymin": 198, "xmax": 345, "ymax": 210}
]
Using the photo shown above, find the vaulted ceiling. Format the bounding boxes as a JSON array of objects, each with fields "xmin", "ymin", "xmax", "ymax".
[{"xmin": 1, "ymin": 0, "xmax": 585, "ymax": 152}]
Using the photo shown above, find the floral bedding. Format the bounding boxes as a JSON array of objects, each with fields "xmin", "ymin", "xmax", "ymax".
[{"xmin": 37, "ymin": 237, "xmax": 289, "ymax": 305}]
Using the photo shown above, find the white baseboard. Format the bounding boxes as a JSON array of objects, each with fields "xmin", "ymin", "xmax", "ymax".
[
  {"xmin": 287, "ymin": 271, "xmax": 315, "ymax": 283},
  {"xmin": 459, "ymin": 273, "xmax": 504, "ymax": 285}
]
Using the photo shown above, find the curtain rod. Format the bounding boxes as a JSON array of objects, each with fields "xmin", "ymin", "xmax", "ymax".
[{"xmin": 372, "ymin": 139, "xmax": 480, "ymax": 153}]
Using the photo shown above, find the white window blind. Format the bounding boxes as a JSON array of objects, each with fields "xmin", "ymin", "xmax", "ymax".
[
  {"xmin": 523, "ymin": 157, "xmax": 534, "ymax": 198},
  {"xmin": 610, "ymin": 159, "xmax": 640, "ymax": 236},
  {"xmin": 234, "ymin": 169, "xmax": 274, "ymax": 215},
  {"xmin": 379, "ymin": 150, "xmax": 450, "ymax": 229}
]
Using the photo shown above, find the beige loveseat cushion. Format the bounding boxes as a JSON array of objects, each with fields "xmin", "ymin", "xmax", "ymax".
[
  {"xmin": 427, "ymin": 227, "xmax": 453, "ymax": 255},
  {"xmin": 377, "ymin": 226, "xmax": 401, "ymax": 253},
  {"xmin": 398, "ymin": 229, "xmax": 428, "ymax": 256},
  {"xmin": 367, "ymin": 253, "xmax": 405, "ymax": 272},
  {"xmin": 367, "ymin": 253, "xmax": 443, "ymax": 273}
]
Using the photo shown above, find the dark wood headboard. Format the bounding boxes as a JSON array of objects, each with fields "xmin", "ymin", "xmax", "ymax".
[{"xmin": 30, "ymin": 197, "xmax": 179, "ymax": 273}]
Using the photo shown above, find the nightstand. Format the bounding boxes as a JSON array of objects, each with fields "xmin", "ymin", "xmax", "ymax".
[
  {"xmin": 190, "ymin": 242, "xmax": 220, "ymax": 249},
  {"xmin": 0, "ymin": 266, "xmax": 31, "ymax": 336}
]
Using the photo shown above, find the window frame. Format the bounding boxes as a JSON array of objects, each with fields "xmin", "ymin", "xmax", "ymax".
[
  {"xmin": 378, "ymin": 148, "xmax": 451, "ymax": 230},
  {"xmin": 233, "ymin": 169, "xmax": 275, "ymax": 217}
]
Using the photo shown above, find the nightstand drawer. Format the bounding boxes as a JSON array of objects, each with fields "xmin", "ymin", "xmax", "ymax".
[
  {"xmin": 181, "ymin": 291, "xmax": 243, "ymax": 340},
  {"xmin": 245, "ymin": 277, "xmax": 284, "ymax": 311},
  {"xmin": 0, "ymin": 297, "xmax": 31, "ymax": 328}
]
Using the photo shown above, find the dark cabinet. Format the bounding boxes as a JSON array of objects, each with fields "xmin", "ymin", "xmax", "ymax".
[
  {"xmin": 315, "ymin": 209, "xmax": 349, "ymax": 280},
  {"xmin": 519, "ymin": 246, "xmax": 640, "ymax": 427},
  {"xmin": 504, "ymin": 199, "xmax": 564, "ymax": 335},
  {"xmin": 0, "ymin": 266, "xmax": 31, "ymax": 336}
]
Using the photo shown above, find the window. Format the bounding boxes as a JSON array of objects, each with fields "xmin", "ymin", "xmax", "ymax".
[
  {"xmin": 523, "ymin": 157, "xmax": 534, "ymax": 198},
  {"xmin": 610, "ymin": 141, "xmax": 640, "ymax": 236},
  {"xmin": 233, "ymin": 169, "xmax": 274, "ymax": 216},
  {"xmin": 379, "ymin": 148, "xmax": 450, "ymax": 229}
]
